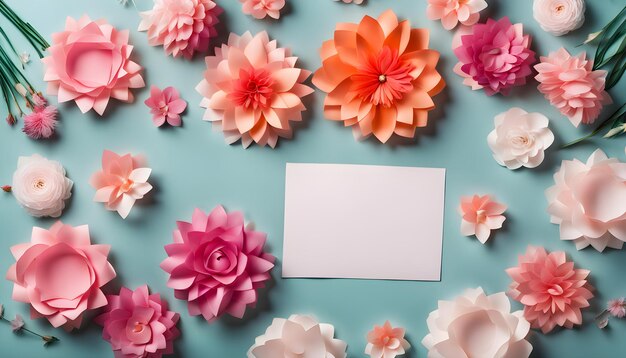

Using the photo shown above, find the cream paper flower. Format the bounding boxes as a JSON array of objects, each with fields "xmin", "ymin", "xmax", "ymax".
[{"xmin": 533, "ymin": 0, "xmax": 585, "ymax": 36}]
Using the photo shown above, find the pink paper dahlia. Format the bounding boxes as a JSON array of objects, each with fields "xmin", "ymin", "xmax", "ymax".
[
  {"xmin": 240, "ymin": 0, "xmax": 285, "ymax": 20},
  {"xmin": 427, "ymin": 0, "xmax": 488, "ymax": 30}
]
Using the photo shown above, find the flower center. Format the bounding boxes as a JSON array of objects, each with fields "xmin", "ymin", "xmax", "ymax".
[
  {"xmin": 133, "ymin": 322, "xmax": 145, "ymax": 333},
  {"xmin": 120, "ymin": 178, "xmax": 134, "ymax": 193},
  {"xmin": 476, "ymin": 209, "xmax": 487, "ymax": 223},
  {"xmin": 555, "ymin": 4, "xmax": 565, "ymax": 13},
  {"xmin": 230, "ymin": 67, "xmax": 274, "ymax": 110},
  {"xmin": 32, "ymin": 178, "xmax": 46, "ymax": 190},
  {"xmin": 547, "ymin": 284, "xmax": 564, "ymax": 296}
]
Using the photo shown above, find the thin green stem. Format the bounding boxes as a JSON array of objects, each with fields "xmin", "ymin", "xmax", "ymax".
[{"xmin": 0, "ymin": 316, "xmax": 59, "ymax": 341}]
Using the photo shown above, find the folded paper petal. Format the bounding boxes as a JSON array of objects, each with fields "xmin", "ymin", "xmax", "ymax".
[{"xmin": 459, "ymin": 195, "xmax": 506, "ymax": 244}]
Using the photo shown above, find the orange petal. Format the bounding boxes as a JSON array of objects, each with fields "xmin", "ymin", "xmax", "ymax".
[
  {"xmin": 405, "ymin": 90, "xmax": 435, "ymax": 109},
  {"xmin": 415, "ymin": 109, "xmax": 429, "ymax": 127},
  {"xmin": 377, "ymin": 9, "xmax": 399, "ymax": 37},
  {"xmin": 372, "ymin": 105, "xmax": 397, "ymax": 143},
  {"xmin": 357, "ymin": 15, "xmax": 385, "ymax": 53},
  {"xmin": 405, "ymin": 28, "xmax": 430, "ymax": 52},
  {"xmin": 384, "ymin": 20, "xmax": 411, "ymax": 55},
  {"xmin": 312, "ymin": 55, "xmax": 355, "ymax": 92},
  {"xmin": 394, "ymin": 122, "xmax": 417, "ymax": 138}
]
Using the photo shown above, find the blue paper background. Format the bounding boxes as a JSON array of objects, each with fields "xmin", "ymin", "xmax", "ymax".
[{"xmin": 1, "ymin": 0, "xmax": 625, "ymax": 356}]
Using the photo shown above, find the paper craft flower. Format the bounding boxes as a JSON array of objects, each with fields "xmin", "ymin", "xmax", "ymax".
[
  {"xmin": 453, "ymin": 17, "xmax": 535, "ymax": 96},
  {"xmin": 459, "ymin": 195, "xmax": 506, "ymax": 243},
  {"xmin": 248, "ymin": 314, "xmax": 347, "ymax": 357},
  {"xmin": 507, "ymin": 246, "xmax": 594, "ymax": 333},
  {"xmin": 11, "ymin": 154, "xmax": 73, "ymax": 218},
  {"xmin": 6, "ymin": 221, "xmax": 116, "ymax": 330},
  {"xmin": 535, "ymin": 48, "xmax": 611, "ymax": 127},
  {"xmin": 90, "ymin": 150, "xmax": 153, "ymax": 219},
  {"xmin": 42, "ymin": 15, "xmax": 144, "ymax": 115},
  {"xmin": 22, "ymin": 95, "xmax": 58, "ymax": 140},
  {"xmin": 161, "ymin": 206, "xmax": 275, "ymax": 322},
  {"xmin": 426, "ymin": 0, "xmax": 488, "ymax": 30},
  {"xmin": 488, "ymin": 107, "xmax": 555, "ymax": 170},
  {"xmin": 365, "ymin": 321, "xmax": 410, "ymax": 358},
  {"xmin": 240, "ymin": 0, "xmax": 285, "ymax": 19},
  {"xmin": 144, "ymin": 86, "xmax": 187, "ymax": 127},
  {"xmin": 608, "ymin": 298, "xmax": 626, "ymax": 318},
  {"xmin": 196, "ymin": 31, "xmax": 314, "ymax": 148},
  {"xmin": 138, "ymin": 0, "xmax": 222, "ymax": 59},
  {"xmin": 533, "ymin": 0, "xmax": 585, "ymax": 36},
  {"xmin": 334, "ymin": 0, "xmax": 364, "ymax": 3},
  {"xmin": 422, "ymin": 287, "xmax": 532, "ymax": 358},
  {"xmin": 95, "ymin": 285, "xmax": 180, "ymax": 358},
  {"xmin": 546, "ymin": 149, "xmax": 626, "ymax": 252}
]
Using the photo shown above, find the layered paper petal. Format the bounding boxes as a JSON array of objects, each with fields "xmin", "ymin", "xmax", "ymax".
[
  {"xmin": 365, "ymin": 321, "xmax": 410, "ymax": 358},
  {"xmin": 144, "ymin": 85, "xmax": 187, "ymax": 127},
  {"xmin": 533, "ymin": 0, "xmax": 585, "ymax": 36},
  {"xmin": 459, "ymin": 194, "xmax": 506, "ymax": 243},
  {"xmin": 240, "ymin": 0, "xmax": 285, "ymax": 19},
  {"xmin": 427, "ymin": 0, "xmax": 488, "ymax": 30}
]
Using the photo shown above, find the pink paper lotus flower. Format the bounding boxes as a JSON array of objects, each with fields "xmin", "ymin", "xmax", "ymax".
[
  {"xmin": 608, "ymin": 298, "xmax": 626, "ymax": 318},
  {"xmin": 535, "ymin": 48, "xmax": 611, "ymax": 127},
  {"xmin": 427, "ymin": 0, "xmax": 488, "ymax": 30},
  {"xmin": 90, "ymin": 150, "xmax": 153, "ymax": 219},
  {"xmin": 138, "ymin": 0, "xmax": 222, "ymax": 59},
  {"xmin": 507, "ymin": 246, "xmax": 594, "ymax": 333},
  {"xmin": 240, "ymin": 0, "xmax": 285, "ymax": 20},
  {"xmin": 42, "ymin": 16, "xmax": 145, "ymax": 115},
  {"xmin": 459, "ymin": 195, "xmax": 506, "ymax": 243},
  {"xmin": 144, "ymin": 85, "xmax": 187, "ymax": 127},
  {"xmin": 533, "ymin": 0, "xmax": 585, "ymax": 36},
  {"xmin": 454, "ymin": 17, "xmax": 536, "ymax": 96},
  {"xmin": 95, "ymin": 285, "xmax": 180, "ymax": 358},
  {"xmin": 365, "ymin": 321, "xmax": 410, "ymax": 358},
  {"xmin": 22, "ymin": 96, "xmax": 58, "ymax": 140},
  {"xmin": 196, "ymin": 31, "xmax": 313, "ymax": 148},
  {"xmin": 546, "ymin": 149, "xmax": 626, "ymax": 252},
  {"xmin": 6, "ymin": 221, "xmax": 116, "ymax": 330},
  {"xmin": 161, "ymin": 206, "xmax": 275, "ymax": 322}
]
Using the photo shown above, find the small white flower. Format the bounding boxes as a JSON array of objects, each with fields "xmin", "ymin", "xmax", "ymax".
[
  {"xmin": 19, "ymin": 52, "xmax": 30, "ymax": 65},
  {"xmin": 604, "ymin": 124, "xmax": 626, "ymax": 138}
]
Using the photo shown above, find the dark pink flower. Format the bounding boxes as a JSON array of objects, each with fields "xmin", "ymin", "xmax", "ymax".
[
  {"xmin": 144, "ymin": 86, "xmax": 187, "ymax": 127},
  {"xmin": 22, "ymin": 105, "xmax": 58, "ymax": 139}
]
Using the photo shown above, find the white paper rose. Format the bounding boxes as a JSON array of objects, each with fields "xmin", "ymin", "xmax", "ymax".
[
  {"xmin": 488, "ymin": 107, "xmax": 555, "ymax": 170},
  {"xmin": 248, "ymin": 314, "xmax": 347, "ymax": 358},
  {"xmin": 422, "ymin": 287, "xmax": 533, "ymax": 358},
  {"xmin": 11, "ymin": 154, "xmax": 73, "ymax": 217},
  {"xmin": 533, "ymin": 0, "xmax": 585, "ymax": 36}
]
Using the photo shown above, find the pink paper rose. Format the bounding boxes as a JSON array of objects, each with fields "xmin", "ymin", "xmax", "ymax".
[
  {"xmin": 365, "ymin": 321, "xmax": 411, "ymax": 358},
  {"xmin": 6, "ymin": 221, "xmax": 116, "ymax": 330},
  {"xmin": 427, "ymin": 0, "xmax": 488, "ymax": 30},
  {"xmin": 42, "ymin": 15, "xmax": 145, "ymax": 115},
  {"xmin": 459, "ymin": 195, "xmax": 507, "ymax": 243},
  {"xmin": 144, "ymin": 85, "xmax": 187, "ymax": 127},
  {"xmin": 161, "ymin": 206, "xmax": 275, "ymax": 322},
  {"xmin": 240, "ymin": 0, "xmax": 285, "ymax": 20},
  {"xmin": 533, "ymin": 0, "xmax": 585, "ymax": 36}
]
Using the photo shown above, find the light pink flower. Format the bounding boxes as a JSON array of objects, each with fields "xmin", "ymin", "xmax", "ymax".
[
  {"xmin": 196, "ymin": 31, "xmax": 313, "ymax": 148},
  {"xmin": 90, "ymin": 150, "xmax": 153, "ymax": 219},
  {"xmin": 365, "ymin": 321, "xmax": 411, "ymax": 358},
  {"xmin": 454, "ymin": 17, "xmax": 536, "ymax": 96},
  {"xmin": 6, "ymin": 221, "xmax": 116, "ymax": 330},
  {"xmin": 608, "ymin": 298, "xmax": 626, "ymax": 318},
  {"xmin": 144, "ymin": 86, "xmax": 187, "ymax": 127},
  {"xmin": 11, "ymin": 314, "xmax": 25, "ymax": 332},
  {"xmin": 240, "ymin": 0, "xmax": 285, "ymax": 19},
  {"xmin": 507, "ymin": 246, "xmax": 594, "ymax": 333},
  {"xmin": 22, "ymin": 100, "xmax": 58, "ymax": 140},
  {"xmin": 95, "ymin": 285, "xmax": 180, "ymax": 358},
  {"xmin": 533, "ymin": 0, "xmax": 585, "ymax": 36},
  {"xmin": 42, "ymin": 16, "xmax": 145, "ymax": 115},
  {"xmin": 546, "ymin": 149, "xmax": 626, "ymax": 252},
  {"xmin": 535, "ymin": 48, "xmax": 611, "ymax": 127},
  {"xmin": 427, "ymin": 0, "xmax": 488, "ymax": 30},
  {"xmin": 161, "ymin": 205, "xmax": 275, "ymax": 322},
  {"xmin": 138, "ymin": 0, "xmax": 222, "ymax": 59},
  {"xmin": 459, "ymin": 195, "xmax": 506, "ymax": 243}
]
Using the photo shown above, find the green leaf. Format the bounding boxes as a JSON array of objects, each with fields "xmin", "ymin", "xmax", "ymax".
[{"xmin": 593, "ymin": 6, "xmax": 626, "ymax": 70}]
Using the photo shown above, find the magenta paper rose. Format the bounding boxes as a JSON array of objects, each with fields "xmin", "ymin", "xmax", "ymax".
[
  {"xmin": 95, "ymin": 285, "xmax": 180, "ymax": 358},
  {"xmin": 161, "ymin": 206, "xmax": 275, "ymax": 322},
  {"xmin": 6, "ymin": 221, "xmax": 116, "ymax": 330},
  {"xmin": 42, "ymin": 15, "xmax": 145, "ymax": 115}
]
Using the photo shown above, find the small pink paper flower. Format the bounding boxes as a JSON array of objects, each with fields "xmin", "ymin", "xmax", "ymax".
[
  {"xmin": 6, "ymin": 221, "xmax": 116, "ymax": 330},
  {"xmin": 144, "ymin": 86, "xmax": 187, "ymax": 127},
  {"xmin": 138, "ymin": 0, "xmax": 222, "ymax": 59},
  {"xmin": 161, "ymin": 205, "xmax": 275, "ymax": 322},
  {"xmin": 459, "ymin": 195, "xmax": 506, "ymax": 243},
  {"xmin": 507, "ymin": 246, "xmax": 594, "ymax": 333},
  {"xmin": 23, "ymin": 96, "xmax": 58, "ymax": 139},
  {"xmin": 533, "ymin": 0, "xmax": 585, "ymax": 36},
  {"xmin": 608, "ymin": 298, "xmax": 626, "ymax": 318},
  {"xmin": 535, "ymin": 48, "xmax": 612, "ymax": 127},
  {"xmin": 95, "ymin": 285, "xmax": 180, "ymax": 358},
  {"xmin": 11, "ymin": 315, "xmax": 25, "ymax": 332},
  {"xmin": 42, "ymin": 16, "xmax": 145, "ymax": 115},
  {"xmin": 90, "ymin": 150, "xmax": 153, "ymax": 219},
  {"xmin": 454, "ymin": 17, "xmax": 536, "ymax": 96},
  {"xmin": 365, "ymin": 321, "xmax": 411, "ymax": 358},
  {"xmin": 240, "ymin": 0, "xmax": 285, "ymax": 20},
  {"xmin": 427, "ymin": 0, "xmax": 488, "ymax": 30},
  {"xmin": 334, "ymin": 0, "xmax": 364, "ymax": 3}
]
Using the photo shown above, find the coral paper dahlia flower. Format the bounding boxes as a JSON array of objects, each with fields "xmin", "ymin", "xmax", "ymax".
[
  {"xmin": 312, "ymin": 10, "xmax": 445, "ymax": 143},
  {"xmin": 365, "ymin": 321, "xmax": 410, "ymax": 358}
]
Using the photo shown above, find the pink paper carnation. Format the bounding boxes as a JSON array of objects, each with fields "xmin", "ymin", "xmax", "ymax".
[
  {"xmin": 161, "ymin": 205, "xmax": 275, "ymax": 322},
  {"xmin": 138, "ymin": 0, "xmax": 222, "ymax": 59},
  {"xmin": 6, "ymin": 221, "xmax": 116, "ymax": 330},
  {"xmin": 459, "ymin": 194, "xmax": 506, "ymax": 243},
  {"xmin": 453, "ymin": 17, "xmax": 535, "ymax": 96},
  {"xmin": 427, "ymin": 0, "xmax": 488, "ymax": 30},
  {"xmin": 42, "ymin": 15, "xmax": 145, "ymax": 115},
  {"xmin": 240, "ymin": 0, "xmax": 285, "ymax": 20},
  {"xmin": 95, "ymin": 285, "xmax": 180, "ymax": 358},
  {"xmin": 507, "ymin": 246, "xmax": 594, "ymax": 333},
  {"xmin": 144, "ymin": 85, "xmax": 187, "ymax": 127},
  {"xmin": 196, "ymin": 31, "xmax": 313, "ymax": 148},
  {"xmin": 535, "ymin": 48, "xmax": 611, "ymax": 127}
]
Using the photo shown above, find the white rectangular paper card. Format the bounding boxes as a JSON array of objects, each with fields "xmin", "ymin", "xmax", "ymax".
[{"xmin": 282, "ymin": 163, "xmax": 446, "ymax": 281}]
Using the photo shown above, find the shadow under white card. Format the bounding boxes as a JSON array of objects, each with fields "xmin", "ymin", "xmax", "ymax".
[{"xmin": 282, "ymin": 163, "xmax": 446, "ymax": 281}]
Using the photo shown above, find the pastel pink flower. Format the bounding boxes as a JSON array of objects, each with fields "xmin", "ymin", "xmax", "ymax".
[
  {"xmin": 459, "ymin": 195, "xmax": 506, "ymax": 243},
  {"xmin": 334, "ymin": 0, "xmax": 364, "ymax": 4},
  {"xmin": 11, "ymin": 314, "xmax": 25, "ymax": 332},
  {"xmin": 95, "ymin": 285, "xmax": 180, "ymax": 358},
  {"xmin": 454, "ymin": 17, "xmax": 536, "ymax": 96},
  {"xmin": 144, "ymin": 86, "xmax": 187, "ymax": 127},
  {"xmin": 507, "ymin": 246, "xmax": 594, "ymax": 333},
  {"xmin": 22, "ymin": 96, "xmax": 58, "ymax": 139},
  {"xmin": 42, "ymin": 16, "xmax": 145, "ymax": 115},
  {"xmin": 138, "ymin": 0, "xmax": 222, "ymax": 59},
  {"xmin": 197, "ymin": 31, "xmax": 313, "ymax": 148},
  {"xmin": 535, "ymin": 48, "xmax": 612, "ymax": 127},
  {"xmin": 608, "ymin": 298, "xmax": 626, "ymax": 318},
  {"xmin": 240, "ymin": 0, "xmax": 285, "ymax": 20},
  {"xmin": 6, "ymin": 221, "xmax": 116, "ymax": 330},
  {"xmin": 161, "ymin": 205, "xmax": 275, "ymax": 322},
  {"xmin": 365, "ymin": 321, "xmax": 411, "ymax": 358},
  {"xmin": 90, "ymin": 150, "xmax": 153, "ymax": 219},
  {"xmin": 427, "ymin": 0, "xmax": 488, "ymax": 30}
]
